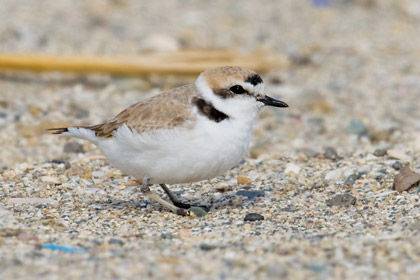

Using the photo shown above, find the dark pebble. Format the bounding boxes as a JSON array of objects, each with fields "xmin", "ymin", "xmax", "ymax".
[
  {"xmin": 307, "ymin": 264, "xmax": 327, "ymax": 272},
  {"xmin": 358, "ymin": 172, "xmax": 367, "ymax": 178},
  {"xmin": 63, "ymin": 142, "xmax": 85, "ymax": 154},
  {"xmin": 108, "ymin": 238, "xmax": 124, "ymax": 246},
  {"xmin": 51, "ymin": 159, "xmax": 71, "ymax": 169},
  {"xmin": 283, "ymin": 206, "xmax": 299, "ymax": 212},
  {"xmin": 346, "ymin": 119, "xmax": 368, "ymax": 136},
  {"xmin": 160, "ymin": 233, "xmax": 173, "ymax": 240},
  {"xmin": 199, "ymin": 243, "xmax": 217, "ymax": 251},
  {"xmin": 190, "ymin": 207, "xmax": 207, "ymax": 217},
  {"xmin": 344, "ymin": 174, "xmax": 359, "ymax": 186},
  {"xmin": 326, "ymin": 193, "xmax": 356, "ymax": 206},
  {"xmin": 392, "ymin": 161, "xmax": 403, "ymax": 171},
  {"xmin": 323, "ymin": 147, "xmax": 342, "ymax": 161},
  {"xmin": 236, "ymin": 190, "xmax": 265, "ymax": 199},
  {"xmin": 244, "ymin": 213, "xmax": 264, "ymax": 221},
  {"xmin": 373, "ymin": 149, "xmax": 387, "ymax": 157}
]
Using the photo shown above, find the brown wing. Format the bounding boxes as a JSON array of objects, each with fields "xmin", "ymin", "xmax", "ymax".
[{"xmin": 87, "ymin": 84, "xmax": 197, "ymax": 138}]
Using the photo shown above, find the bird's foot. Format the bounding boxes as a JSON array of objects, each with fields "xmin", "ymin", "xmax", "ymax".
[
  {"xmin": 172, "ymin": 201, "xmax": 210, "ymax": 212},
  {"xmin": 159, "ymin": 184, "xmax": 210, "ymax": 212}
]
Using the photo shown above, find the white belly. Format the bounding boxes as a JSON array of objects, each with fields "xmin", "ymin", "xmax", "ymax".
[{"xmin": 97, "ymin": 119, "xmax": 253, "ymax": 184}]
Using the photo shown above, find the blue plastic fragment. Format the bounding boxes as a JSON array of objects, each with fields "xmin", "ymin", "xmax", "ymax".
[{"xmin": 42, "ymin": 244, "xmax": 87, "ymax": 253}]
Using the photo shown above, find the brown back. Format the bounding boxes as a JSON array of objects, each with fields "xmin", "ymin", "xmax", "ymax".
[{"xmin": 88, "ymin": 84, "xmax": 197, "ymax": 138}]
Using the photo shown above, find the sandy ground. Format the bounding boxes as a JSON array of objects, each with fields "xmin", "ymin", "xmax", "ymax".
[{"xmin": 1, "ymin": 0, "xmax": 420, "ymax": 279}]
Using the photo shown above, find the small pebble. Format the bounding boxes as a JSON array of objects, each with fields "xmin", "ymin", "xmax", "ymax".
[
  {"xmin": 160, "ymin": 233, "xmax": 173, "ymax": 240},
  {"xmin": 244, "ymin": 213, "xmax": 264, "ymax": 221},
  {"xmin": 392, "ymin": 161, "xmax": 403, "ymax": 170},
  {"xmin": 325, "ymin": 168, "xmax": 344, "ymax": 181},
  {"xmin": 393, "ymin": 165, "xmax": 420, "ymax": 193},
  {"xmin": 323, "ymin": 147, "xmax": 342, "ymax": 161},
  {"xmin": 346, "ymin": 119, "xmax": 368, "ymax": 136},
  {"xmin": 387, "ymin": 149, "xmax": 410, "ymax": 161},
  {"xmin": 326, "ymin": 193, "xmax": 356, "ymax": 206},
  {"xmin": 373, "ymin": 149, "xmax": 387, "ymax": 157},
  {"xmin": 41, "ymin": 176, "xmax": 61, "ymax": 184},
  {"xmin": 199, "ymin": 243, "xmax": 217, "ymax": 251},
  {"xmin": 236, "ymin": 190, "xmax": 265, "ymax": 199},
  {"xmin": 344, "ymin": 174, "xmax": 359, "ymax": 186},
  {"xmin": 283, "ymin": 206, "xmax": 299, "ymax": 212},
  {"xmin": 190, "ymin": 207, "xmax": 207, "ymax": 217},
  {"xmin": 51, "ymin": 159, "xmax": 65, "ymax": 164},
  {"xmin": 285, "ymin": 163, "xmax": 301, "ymax": 175},
  {"xmin": 237, "ymin": 176, "xmax": 252, "ymax": 185},
  {"xmin": 108, "ymin": 238, "xmax": 124, "ymax": 246}
]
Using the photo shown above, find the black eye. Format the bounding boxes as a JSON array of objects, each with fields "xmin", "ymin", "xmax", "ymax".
[{"xmin": 230, "ymin": 85, "xmax": 246, "ymax": 94}]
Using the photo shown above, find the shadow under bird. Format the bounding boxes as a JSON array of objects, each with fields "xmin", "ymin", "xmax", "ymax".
[{"xmin": 49, "ymin": 66, "xmax": 288, "ymax": 215}]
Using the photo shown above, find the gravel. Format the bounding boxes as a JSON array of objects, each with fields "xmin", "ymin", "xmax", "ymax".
[
  {"xmin": 244, "ymin": 213, "xmax": 265, "ymax": 222},
  {"xmin": 0, "ymin": 207, "xmax": 23, "ymax": 237},
  {"xmin": 1, "ymin": 0, "xmax": 420, "ymax": 279},
  {"xmin": 326, "ymin": 193, "xmax": 357, "ymax": 207}
]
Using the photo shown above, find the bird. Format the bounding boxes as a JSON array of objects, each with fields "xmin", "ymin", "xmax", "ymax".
[{"xmin": 49, "ymin": 66, "xmax": 288, "ymax": 215}]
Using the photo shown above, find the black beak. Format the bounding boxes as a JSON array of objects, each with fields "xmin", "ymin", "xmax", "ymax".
[{"xmin": 259, "ymin": 95, "xmax": 289, "ymax": 108}]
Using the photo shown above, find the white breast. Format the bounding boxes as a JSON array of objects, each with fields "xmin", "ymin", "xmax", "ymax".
[{"xmin": 96, "ymin": 112, "xmax": 256, "ymax": 184}]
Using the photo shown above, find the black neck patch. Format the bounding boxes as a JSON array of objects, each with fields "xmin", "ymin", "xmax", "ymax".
[
  {"xmin": 194, "ymin": 97, "xmax": 229, "ymax": 123},
  {"xmin": 245, "ymin": 74, "xmax": 263, "ymax": 86}
]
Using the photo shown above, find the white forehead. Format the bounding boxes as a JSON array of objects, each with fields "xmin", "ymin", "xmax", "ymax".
[{"xmin": 243, "ymin": 81, "xmax": 265, "ymax": 95}]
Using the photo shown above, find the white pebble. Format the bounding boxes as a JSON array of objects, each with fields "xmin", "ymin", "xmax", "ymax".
[
  {"xmin": 387, "ymin": 149, "xmax": 410, "ymax": 161},
  {"xmin": 325, "ymin": 168, "xmax": 344, "ymax": 181},
  {"xmin": 41, "ymin": 176, "xmax": 60, "ymax": 184},
  {"xmin": 285, "ymin": 163, "xmax": 301, "ymax": 175}
]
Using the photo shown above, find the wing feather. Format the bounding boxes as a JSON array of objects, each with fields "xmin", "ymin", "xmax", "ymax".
[{"xmin": 50, "ymin": 84, "xmax": 198, "ymax": 138}]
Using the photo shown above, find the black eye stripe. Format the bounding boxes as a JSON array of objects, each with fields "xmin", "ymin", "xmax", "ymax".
[{"xmin": 230, "ymin": 85, "xmax": 246, "ymax": 94}]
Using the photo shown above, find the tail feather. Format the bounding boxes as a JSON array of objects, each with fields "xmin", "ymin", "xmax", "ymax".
[
  {"xmin": 48, "ymin": 126, "xmax": 99, "ymax": 144},
  {"xmin": 47, "ymin": 127, "xmax": 69, "ymax": 134}
]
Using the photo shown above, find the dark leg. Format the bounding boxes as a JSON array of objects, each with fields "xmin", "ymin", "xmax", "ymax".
[
  {"xmin": 140, "ymin": 178, "xmax": 189, "ymax": 216},
  {"xmin": 159, "ymin": 184, "xmax": 191, "ymax": 209},
  {"xmin": 159, "ymin": 184, "xmax": 210, "ymax": 211}
]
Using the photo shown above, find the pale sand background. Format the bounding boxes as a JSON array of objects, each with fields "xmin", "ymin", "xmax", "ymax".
[{"xmin": 1, "ymin": 1, "xmax": 420, "ymax": 279}]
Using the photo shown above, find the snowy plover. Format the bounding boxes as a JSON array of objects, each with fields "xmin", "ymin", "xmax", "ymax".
[{"xmin": 50, "ymin": 66, "xmax": 288, "ymax": 215}]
